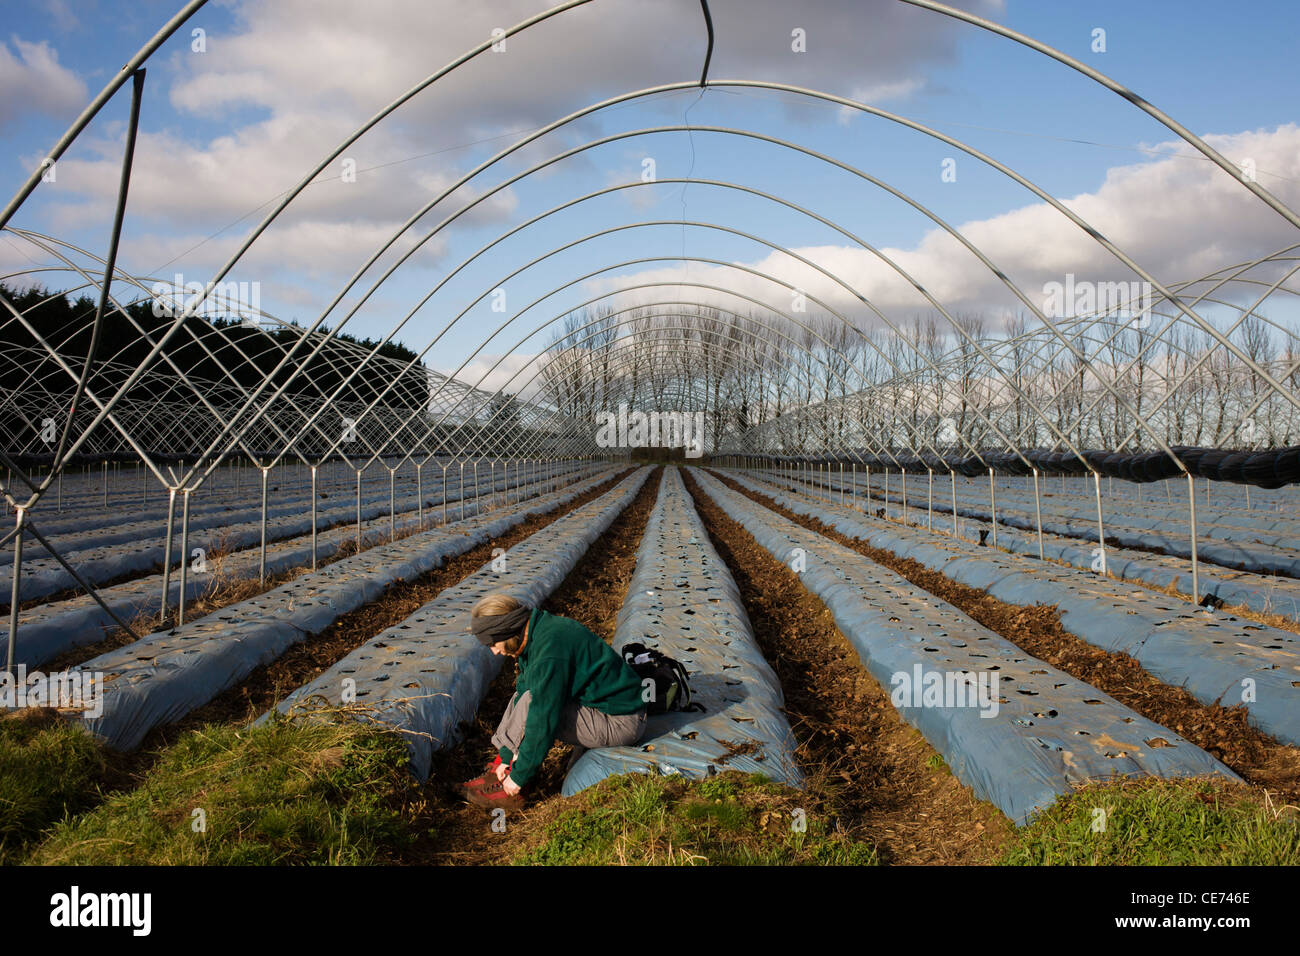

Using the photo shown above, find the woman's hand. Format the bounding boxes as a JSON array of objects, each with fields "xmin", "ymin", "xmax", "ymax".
[
  {"xmin": 502, "ymin": 776, "xmax": 521, "ymax": 796},
  {"xmin": 495, "ymin": 762, "xmax": 511, "ymax": 782}
]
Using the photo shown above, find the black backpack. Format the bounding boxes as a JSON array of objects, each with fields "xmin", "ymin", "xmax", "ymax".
[{"xmin": 620, "ymin": 642, "xmax": 701, "ymax": 714}]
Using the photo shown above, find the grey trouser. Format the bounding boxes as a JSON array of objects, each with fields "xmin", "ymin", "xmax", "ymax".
[{"xmin": 491, "ymin": 690, "xmax": 648, "ymax": 758}]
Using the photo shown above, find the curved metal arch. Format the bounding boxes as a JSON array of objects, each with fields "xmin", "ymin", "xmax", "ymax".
[
  {"xmin": 223, "ymin": 112, "xmax": 1225, "ymax": 480},
  {"xmin": 241, "ymin": 80, "xmax": 1300, "ymax": 482},
  {"xmin": 371, "ymin": 273, "xmax": 917, "ymax": 471},
  {"xmin": 456, "ymin": 307, "xmax": 901, "ymax": 464},
  {"xmin": 7, "ymin": 8, "xmax": 1289, "ymax": 476},
  {"xmin": 324, "ymin": 237, "xmax": 1003, "ymax": 477},
  {"xmin": 19, "ymin": 1, "xmax": 600, "ymax": 478},
  {"xmin": 0, "ymin": 0, "xmax": 209, "ymax": 230},
  {"xmin": 898, "ymin": 0, "xmax": 1300, "ymax": 230}
]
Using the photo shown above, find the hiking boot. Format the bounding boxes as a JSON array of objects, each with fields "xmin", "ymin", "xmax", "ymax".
[
  {"xmin": 459, "ymin": 755, "xmax": 504, "ymax": 794},
  {"xmin": 464, "ymin": 776, "xmax": 526, "ymax": 812}
]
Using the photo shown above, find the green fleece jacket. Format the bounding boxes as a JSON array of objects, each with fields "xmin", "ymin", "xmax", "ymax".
[{"xmin": 499, "ymin": 608, "xmax": 645, "ymax": 785}]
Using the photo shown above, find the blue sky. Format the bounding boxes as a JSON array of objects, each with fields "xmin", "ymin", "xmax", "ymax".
[{"xmin": 2, "ymin": 0, "xmax": 1298, "ymax": 394}]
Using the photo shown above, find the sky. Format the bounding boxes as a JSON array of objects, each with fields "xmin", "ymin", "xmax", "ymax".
[{"xmin": 2, "ymin": 0, "xmax": 1299, "ymax": 396}]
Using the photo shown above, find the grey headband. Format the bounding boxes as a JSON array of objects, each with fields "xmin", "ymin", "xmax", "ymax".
[{"xmin": 470, "ymin": 605, "xmax": 533, "ymax": 646}]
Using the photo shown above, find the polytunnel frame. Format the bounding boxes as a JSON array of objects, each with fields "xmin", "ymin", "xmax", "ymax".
[
  {"xmin": 1, "ymin": 0, "xmax": 600, "ymax": 512},
  {"xmin": 195, "ymin": 109, "xmax": 1143, "ymax": 488},
  {"xmin": 0, "ymin": 232, "xmax": 354, "ymax": 482},
  {"xmin": 1106, "ymin": 251, "xmax": 1300, "ymax": 452},
  {"xmin": 13, "ymin": 35, "xmax": 1295, "ymax": 500},
  {"xmin": 190, "ymin": 93, "xmax": 1284, "ymax": 508},
  {"xmin": 5, "ymin": 0, "xmax": 1299, "ymax": 665},
  {"xmin": 0, "ymin": 228, "xmax": 586, "ymax": 479},
  {"xmin": 770, "ymin": 250, "xmax": 1300, "ymax": 463},
  {"xmin": 139, "ymin": 77, "xmax": 1276, "ymax": 499},
  {"xmin": 7, "ymin": 0, "xmax": 1289, "ymax": 468},
  {"xmin": 924, "ymin": 245, "xmax": 1300, "ymax": 456},
  {"xmin": 383, "ymin": 246, "xmax": 991, "ymax": 476},
  {"xmin": 457, "ymin": 304, "xmax": 888, "ymax": 462}
]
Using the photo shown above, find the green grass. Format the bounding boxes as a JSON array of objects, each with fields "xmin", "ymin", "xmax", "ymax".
[
  {"xmin": 27, "ymin": 712, "xmax": 420, "ymax": 865},
  {"xmin": 999, "ymin": 777, "xmax": 1300, "ymax": 866},
  {"xmin": 512, "ymin": 771, "xmax": 879, "ymax": 866},
  {"xmin": 0, "ymin": 708, "xmax": 110, "ymax": 863}
]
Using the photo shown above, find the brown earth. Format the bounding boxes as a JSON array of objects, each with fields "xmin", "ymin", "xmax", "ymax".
[
  {"xmin": 680, "ymin": 469, "xmax": 1012, "ymax": 864},
  {"xmin": 400, "ymin": 466, "xmax": 664, "ymax": 864},
  {"xmin": 133, "ymin": 469, "xmax": 634, "ymax": 752},
  {"xmin": 712, "ymin": 470, "xmax": 1300, "ymax": 806}
]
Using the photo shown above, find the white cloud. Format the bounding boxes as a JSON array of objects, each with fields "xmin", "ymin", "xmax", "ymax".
[
  {"xmin": 0, "ymin": 36, "xmax": 86, "ymax": 131},
  {"xmin": 447, "ymin": 351, "xmax": 543, "ymax": 399},
  {"xmin": 583, "ymin": 124, "xmax": 1300, "ymax": 328},
  {"xmin": 22, "ymin": 0, "xmax": 996, "ymax": 298}
]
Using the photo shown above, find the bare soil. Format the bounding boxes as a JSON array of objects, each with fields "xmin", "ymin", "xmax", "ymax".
[
  {"xmin": 134, "ymin": 469, "xmax": 635, "ymax": 752},
  {"xmin": 400, "ymin": 467, "xmax": 664, "ymax": 864},
  {"xmin": 682, "ymin": 469, "xmax": 1012, "ymax": 864},
  {"xmin": 713, "ymin": 470, "xmax": 1300, "ymax": 806}
]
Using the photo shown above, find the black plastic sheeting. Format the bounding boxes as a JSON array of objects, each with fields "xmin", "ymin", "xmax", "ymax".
[
  {"xmin": 691, "ymin": 467, "xmax": 1237, "ymax": 826},
  {"xmin": 777, "ymin": 470, "xmax": 1300, "ymax": 625},
  {"xmin": 562, "ymin": 467, "xmax": 802, "ymax": 795},
  {"xmin": 763, "ymin": 445, "xmax": 1300, "ymax": 489},
  {"xmin": 812, "ymin": 469, "xmax": 1300, "ymax": 580},
  {"xmin": 730, "ymin": 469, "xmax": 1300, "ymax": 749},
  {"xmin": 3, "ymin": 463, "xmax": 593, "ymax": 606},
  {"xmin": 13, "ymin": 465, "xmax": 600, "ymax": 670},
  {"xmin": 265, "ymin": 468, "xmax": 653, "ymax": 780},
  {"xmin": 72, "ymin": 468, "xmax": 620, "ymax": 750}
]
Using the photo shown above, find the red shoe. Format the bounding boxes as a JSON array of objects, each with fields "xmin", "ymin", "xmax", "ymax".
[
  {"xmin": 465, "ymin": 776, "xmax": 526, "ymax": 811},
  {"xmin": 459, "ymin": 755, "xmax": 504, "ymax": 794}
]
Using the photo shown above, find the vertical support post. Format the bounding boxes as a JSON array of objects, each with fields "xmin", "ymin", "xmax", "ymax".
[
  {"xmin": 460, "ymin": 461, "xmax": 466, "ymax": 522},
  {"xmin": 839, "ymin": 462, "xmax": 844, "ymax": 506},
  {"xmin": 988, "ymin": 467, "xmax": 997, "ymax": 549},
  {"xmin": 159, "ymin": 486, "xmax": 177, "ymax": 624},
  {"xmin": 1188, "ymin": 472, "xmax": 1201, "ymax": 603},
  {"xmin": 260, "ymin": 467, "xmax": 270, "ymax": 586},
  {"xmin": 103, "ymin": 459, "xmax": 108, "ymax": 507},
  {"xmin": 389, "ymin": 467, "xmax": 396, "ymax": 542},
  {"xmin": 311, "ymin": 465, "xmax": 318, "ymax": 570},
  {"xmin": 927, "ymin": 469, "xmax": 933, "ymax": 532},
  {"xmin": 441, "ymin": 463, "xmax": 449, "ymax": 525},
  {"xmin": 951, "ymin": 471, "xmax": 959, "ymax": 539},
  {"xmin": 416, "ymin": 463, "xmax": 423, "ymax": 531},
  {"xmin": 355, "ymin": 468, "xmax": 362, "ymax": 552},
  {"xmin": 884, "ymin": 468, "xmax": 890, "ymax": 520},
  {"xmin": 1093, "ymin": 472, "xmax": 1106, "ymax": 577},
  {"xmin": 902, "ymin": 468, "xmax": 908, "ymax": 525},
  {"xmin": 6, "ymin": 508, "xmax": 25, "ymax": 675},
  {"xmin": 1032, "ymin": 468, "xmax": 1044, "ymax": 561},
  {"xmin": 851, "ymin": 463, "xmax": 857, "ymax": 510},
  {"xmin": 177, "ymin": 487, "xmax": 191, "ymax": 626}
]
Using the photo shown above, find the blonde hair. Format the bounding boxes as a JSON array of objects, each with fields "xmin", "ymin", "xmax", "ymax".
[
  {"xmin": 472, "ymin": 593, "xmax": 523, "ymax": 618},
  {"xmin": 472, "ymin": 593, "xmax": 527, "ymax": 652}
]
